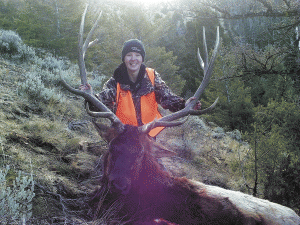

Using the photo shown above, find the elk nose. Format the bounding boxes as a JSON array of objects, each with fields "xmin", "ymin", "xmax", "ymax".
[{"xmin": 112, "ymin": 178, "xmax": 130, "ymax": 195}]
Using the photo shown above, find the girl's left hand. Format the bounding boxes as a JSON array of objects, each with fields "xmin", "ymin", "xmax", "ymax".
[{"xmin": 186, "ymin": 97, "xmax": 202, "ymax": 110}]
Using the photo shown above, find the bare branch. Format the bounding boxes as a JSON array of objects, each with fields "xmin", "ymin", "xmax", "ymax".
[
  {"xmin": 197, "ymin": 1, "xmax": 299, "ymax": 20},
  {"xmin": 256, "ymin": 0, "xmax": 273, "ymax": 12}
]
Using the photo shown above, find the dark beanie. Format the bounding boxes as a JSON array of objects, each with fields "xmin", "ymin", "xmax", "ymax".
[{"xmin": 121, "ymin": 39, "xmax": 145, "ymax": 62}]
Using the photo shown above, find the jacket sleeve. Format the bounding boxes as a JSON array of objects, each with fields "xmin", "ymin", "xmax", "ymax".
[
  {"xmin": 154, "ymin": 71, "xmax": 186, "ymax": 112},
  {"xmin": 94, "ymin": 77, "xmax": 117, "ymax": 112}
]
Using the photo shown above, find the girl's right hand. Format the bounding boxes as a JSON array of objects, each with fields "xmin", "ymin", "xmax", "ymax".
[{"xmin": 79, "ymin": 83, "xmax": 93, "ymax": 94}]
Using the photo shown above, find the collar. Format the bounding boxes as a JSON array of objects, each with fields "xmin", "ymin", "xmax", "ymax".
[{"xmin": 114, "ymin": 63, "xmax": 154, "ymax": 96}]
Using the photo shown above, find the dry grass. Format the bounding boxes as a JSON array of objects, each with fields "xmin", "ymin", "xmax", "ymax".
[{"xmin": 0, "ymin": 57, "xmax": 107, "ymax": 223}]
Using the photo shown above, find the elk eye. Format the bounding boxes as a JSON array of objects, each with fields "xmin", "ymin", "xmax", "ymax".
[{"xmin": 140, "ymin": 146, "xmax": 145, "ymax": 154}]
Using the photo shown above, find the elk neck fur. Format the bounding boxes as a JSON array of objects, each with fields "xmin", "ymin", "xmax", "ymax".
[{"xmin": 90, "ymin": 125, "xmax": 246, "ymax": 225}]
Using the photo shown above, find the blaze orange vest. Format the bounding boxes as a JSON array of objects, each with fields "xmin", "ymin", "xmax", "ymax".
[{"xmin": 116, "ymin": 68, "xmax": 164, "ymax": 137}]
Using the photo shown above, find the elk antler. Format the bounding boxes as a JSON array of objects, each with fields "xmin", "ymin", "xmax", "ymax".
[
  {"xmin": 60, "ymin": 4, "xmax": 124, "ymax": 133},
  {"xmin": 140, "ymin": 27, "xmax": 220, "ymax": 134}
]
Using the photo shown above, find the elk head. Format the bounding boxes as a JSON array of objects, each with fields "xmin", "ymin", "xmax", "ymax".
[{"xmin": 61, "ymin": 5, "xmax": 220, "ymax": 195}]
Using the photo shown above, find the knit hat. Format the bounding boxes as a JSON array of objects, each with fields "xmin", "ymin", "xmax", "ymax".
[{"xmin": 121, "ymin": 39, "xmax": 145, "ymax": 62}]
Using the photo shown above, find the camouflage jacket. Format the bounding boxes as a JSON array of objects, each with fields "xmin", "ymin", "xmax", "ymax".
[{"xmin": 95, "ymin": 63, "xmax": 185, "ymax": 126}]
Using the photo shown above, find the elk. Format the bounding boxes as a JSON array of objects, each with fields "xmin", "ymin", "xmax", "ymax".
[{"xmin": 61, "ymin": 5, "xmax": 300, "ymax": 225}]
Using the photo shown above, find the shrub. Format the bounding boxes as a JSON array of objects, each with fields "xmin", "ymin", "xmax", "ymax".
[
  {"xmin": 0, "ymin": 29, "xmax": 36, "ymax": 61},
  {"xmin": 19, "ymin": 70, "xmax": 63, "ymax": 104},
  {"xmin": 18, "ymin": 53, "xmax": 78, "ymax": 104},
  {"xmin": 0, "ymin": 28, "xmax": 105, "ymax": 107},
  {"xmin": 212, "ymin": 126, "xmax": 225, "ymax": 139},
  {"xmin": 227, "ymin": 129, "xmax": 242, "ymax": 141},
  {"xmin": 0, "ymin": 165, "xmax": 35, "ymax": 224}
]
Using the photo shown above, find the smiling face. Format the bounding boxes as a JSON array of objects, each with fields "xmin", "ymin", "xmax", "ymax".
[{"xmin": 124, "ymin": 52, "xmax": 143, "ymax": 77}]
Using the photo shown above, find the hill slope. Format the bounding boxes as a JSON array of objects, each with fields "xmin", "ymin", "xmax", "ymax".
[{"xmin": 0, "ymin": 55, "xmax": 107, "ymax": 223}]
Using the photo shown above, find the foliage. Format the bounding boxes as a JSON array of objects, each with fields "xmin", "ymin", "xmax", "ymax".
[
  {"xmin": 14, "ymin": 0, "xmax": 56, "ymax": 49},
  {"xmin": 264, "ymin": 156, "xmax": 300, "ymax": 213},
  {"xmin": 0, "ymin": 29, "xmax": 35, "ymax": 61},
  {"xmin": 19, "ymin": 69, "xmax": 63, "ymax": 104},
  {"xmin": 193, "ymin": 0, "xmax": 300, "ymax": 212},
  {"xmin": 204, "ymin": 77, "xmax": 255, "ymax": 132},
  {"xmin": 243, "ymin": 122, "xmax": 288, "ymax": 195},
  {"xmin": 0, "ymin": 29, "xmax": 96, "ymax": 106},
  {"xmin": 0, "ymin": 0, "xmax": 83, "ymax": 59},
  {"xmin": 19, "ymin": 54, "xmax": 79, "ymax": 104},
  {"xmin": 0, "ymin": 1, "xmax": 16, "ymax": 29},
  {"xmin": 0, "ymin": 27, "xmax": 103, "ymax": 111},
  {"xmin": 0, "ymin": 165, "xmax": 35, "ymax": 224},
  {"xmin": 145, "ymin": 46, "xmax": 183, "ymax": 94},
  {"xmin": 199, "ymin": 46, "xmax": 255, "ymax": 132},
  {"xmin": 254, "ymin": 100, "xmax": 300, "ymax": 152},
  {"xmin": 240, "ymin": 100, "xmax": 300, "ymax": 211},
  {"xmin": 226, "ymin": 80, "xmax": 255, "ymax": 131}
]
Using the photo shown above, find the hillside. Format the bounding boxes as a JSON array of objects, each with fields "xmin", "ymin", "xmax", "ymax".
[{"xmin": 0, "ymin": 54, "xmax": 106, "ymax": 223}]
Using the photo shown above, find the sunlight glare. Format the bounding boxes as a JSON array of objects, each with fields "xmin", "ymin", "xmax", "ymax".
[{"xmin": 125, "ymin": 0, "xmax": 174, "ymax": 7}]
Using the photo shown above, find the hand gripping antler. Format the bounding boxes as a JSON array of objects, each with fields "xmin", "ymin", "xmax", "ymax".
[
  {"xmin": 60, "ymin": 4, "xmax": 124, "ymax": 133},
  {"xmin": 140, "ymin": 27, "xmax": 220, "ymax": 134}
]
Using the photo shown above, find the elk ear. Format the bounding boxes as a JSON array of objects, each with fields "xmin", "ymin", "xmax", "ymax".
[
  {"xmin": 152, "ymin": 141, "xmax": 177, "ymax": 159},
  {"xmin": 92, "ymin": 121, "xmax": 119, "ymax": 143}
]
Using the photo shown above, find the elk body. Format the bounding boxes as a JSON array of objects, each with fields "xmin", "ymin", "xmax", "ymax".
[
  {"xmin": 89, "ymin": 124, "xmax": 246, "ymax": 224},
  {"xmin": 61, "ymin": 5, "xmax": 300, "ymax": 225},
  {"xmin": 89, "ymin": 123, "xmax": 300, "ymax": 225}
]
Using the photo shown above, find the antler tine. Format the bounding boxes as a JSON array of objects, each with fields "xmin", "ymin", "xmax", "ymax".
[
  {"xmin": 85, "ymin": 101, "xmax": 117, "ymax": 122},
  {"xmin": 193, "ymin": 26, "xmax": 220, "ymax": 103},
  {"xmin": 82, "ymin": 11, "xmax": 102, "ymax": 58},
  {"xmin": 140, "ymin": 26, "xmax": 220, "ymax": 133},
  {"xmin": 78, "ymin": 4, "xmax": 102, "ymax": 85},
  {"xmin": 203, "ymin": 26, "xmax": 209, "ymax": 72},
  {"xmin": 61, "ymin": 79, "xmax": 119, "ymax": 122},
  {"xmin": 139, "ymin": 117, "xmax": 189, "ymax": 134},
  {"xmin": 197, "ymin": 47, "xmax": 205, "ymax": 72},
  {"xmin": 207, "ymin": 26, "xmax": 220, "ymax": 78},
  {"xmin": 78, "ymin": 4, "xmax": 89, "ymax": 85},
  {"xmin": 198, "ymin": 27, "xmax": 219, "ymax": 76}
]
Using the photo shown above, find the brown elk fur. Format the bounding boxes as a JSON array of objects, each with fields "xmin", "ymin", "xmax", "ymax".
[{"xmin": 89, "ymin": 125, "xmax": 249, "ymax": 224}]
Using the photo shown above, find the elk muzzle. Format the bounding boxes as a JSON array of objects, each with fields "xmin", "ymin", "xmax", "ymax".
[{"xmin": 109, "ymin": 175, "xmax": 131, "ymax": 195}]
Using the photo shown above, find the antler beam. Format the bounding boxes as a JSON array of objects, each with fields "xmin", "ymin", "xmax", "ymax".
[{"xmin": 60, "ymin": 5, "xmax": 124, "ymax": 131}]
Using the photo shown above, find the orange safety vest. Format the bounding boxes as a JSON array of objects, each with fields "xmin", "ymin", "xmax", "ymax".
[{"xmin": 116, "ymin": 68, "xmax": 164, "ymax": 137}]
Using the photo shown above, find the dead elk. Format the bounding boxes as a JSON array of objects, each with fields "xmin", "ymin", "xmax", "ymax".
[
  {"xmin": 89, "ymin": 124, "xmax": 245, "ymax": 224},
  {"xmin": 88, "ymin": 123, "xmax": 300, "ymax": 225}
]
